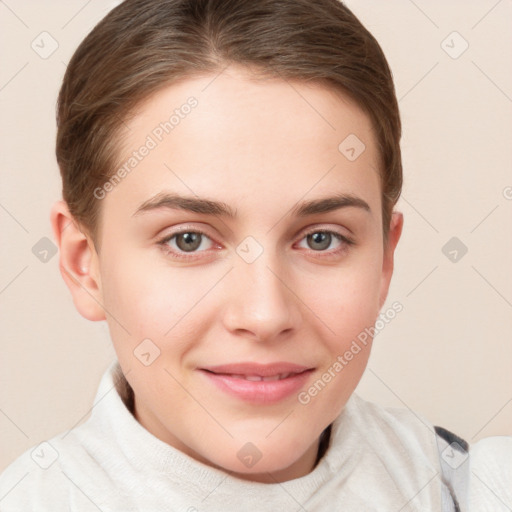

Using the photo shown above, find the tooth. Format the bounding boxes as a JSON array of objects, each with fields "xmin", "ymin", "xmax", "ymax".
[{"xmin": 223, "ymin": 373, "xmax": 298, "ymax": 381}]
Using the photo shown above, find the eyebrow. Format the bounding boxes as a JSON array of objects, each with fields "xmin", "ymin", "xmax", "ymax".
[
  {"xmin": 132, "ymin": 192, "xmax": 371, "ymax": 218},
  {"xmin": 291, "ymin": 193, "xmax": 371, "ymax": 216},
  {"xmin": 133, "ymin": 192, "xmax": 237, "ymax": 218}
]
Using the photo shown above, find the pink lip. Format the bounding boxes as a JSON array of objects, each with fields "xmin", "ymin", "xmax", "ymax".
[{"xmin": 198, "ymin": 362, "xmax": 314, "ymax": 404}]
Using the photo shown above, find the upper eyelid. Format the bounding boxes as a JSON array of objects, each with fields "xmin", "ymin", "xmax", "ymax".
[
  {"xmin": 159, "ymin": 225, "xmax": 216, "ymax": 241},
  {"xmin": 300, "ymin": 226, "xmax": 348, "ymax": 237},
  {"xmin": 295, "ymin": 230, "xmax": 354, "ymax": 250},
  {"xmin": 160, "ymin": 224, "xmax": 349, "ymax": 241},
  {"xmin": 297, "ymin": 225, "xmax": 354, "ymax": 243}
]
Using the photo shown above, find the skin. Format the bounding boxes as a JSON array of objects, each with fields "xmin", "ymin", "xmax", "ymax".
[{"xmin": 51, "ymin": 65, "xmax": 403, "ymax": 483}]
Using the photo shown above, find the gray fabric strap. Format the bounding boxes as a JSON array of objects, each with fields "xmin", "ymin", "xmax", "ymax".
[{"xmin": 435, "ymin": 426, "xmax": 470, "ymax": 512}]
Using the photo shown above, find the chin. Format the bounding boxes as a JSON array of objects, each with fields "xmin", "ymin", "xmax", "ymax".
[
  {"xmin": 200, "ymin": 438, "xmax": 315, "ymax": 483},
  {"xmin": 229, "ymin": 457, "xmax": 310, "ymax": 484}
]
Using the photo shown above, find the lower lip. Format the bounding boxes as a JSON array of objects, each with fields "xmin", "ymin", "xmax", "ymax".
[{"xmin": 199, "ymin": 370, "xmax": 313, "ymax": 404}]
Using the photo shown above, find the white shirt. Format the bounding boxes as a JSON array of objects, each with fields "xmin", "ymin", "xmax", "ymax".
[{"xmin": 0, "ymin": 359, "xmax": 510, "ymax": 511}]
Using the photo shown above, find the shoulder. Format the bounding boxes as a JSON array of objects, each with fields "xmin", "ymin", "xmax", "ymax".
[
  {"xmin": 470, "ymin": 434, "xmax": 512, "ymax": 461},
  {"xmin": 469, "ymin": 435, "xmax": 512, "ymax": 510},
  {"xmin": 0, "ymin": 439, "xmax": 71, "ymax": 511},
  {"xmin": 347, "ymin": 393, "xmax": 439, "ymax": 447},
  {"xmin": 0, "ymin": 424, "xmax": 121, "ymax": 512},
  {"xmin": 0, "ymin": 370, "xmax": 118, "ymax": 512},
  {"xmin": 336, "ymin": 393, "xmax": 442, "ymax": 473},
  {"xmin": 0, "ymin": 361, "xmax": 132, "ymax": 511},
  {"xmin": 347, "ymin": 395, "xmax": 512, "ymax": 510}
]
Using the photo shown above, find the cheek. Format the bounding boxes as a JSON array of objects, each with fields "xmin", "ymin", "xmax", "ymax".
[
  {"xmin": 100, "ymin": 254, "xmax": 223, "ymax": 350},
  {"xmin": 301, "ymin": 255, "xmax": 383, "ymax": 343},
  {"xmin": 295, "ymin": 261, "xmax": 382, "ymax": 420}
]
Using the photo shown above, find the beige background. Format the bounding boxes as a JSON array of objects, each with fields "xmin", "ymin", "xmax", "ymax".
[{"xmin": 1, "ymin": 0, "xmax": 511, "ymax": 472}]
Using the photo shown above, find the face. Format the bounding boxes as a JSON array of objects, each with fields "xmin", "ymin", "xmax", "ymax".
[{"xmin": 55, "ymin": 65, "xmax": 402, "ymax": 483}]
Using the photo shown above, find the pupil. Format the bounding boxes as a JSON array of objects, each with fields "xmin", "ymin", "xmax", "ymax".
[
  {"xmin": 308, "ymin": 232, "xmax": 331, "ymax": 251},
  {"xmin": 177, "ymin": 232, "xmax": 201, "ymax": 252}
]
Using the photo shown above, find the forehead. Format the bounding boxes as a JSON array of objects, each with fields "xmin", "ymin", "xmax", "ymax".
[
  {"xmin": 104, "ymin": 66, "xmax": 381, "ymax": 221},
  {"xmin": 125, "ymin": 66, "xmax": 377, "ymax": 155}
]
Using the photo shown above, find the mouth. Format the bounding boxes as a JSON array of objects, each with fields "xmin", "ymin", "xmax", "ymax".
[
  {"xmin": 198, "ymin": 362, "xmax": 314, "ymax": 404},
  {"xmin": 209, "ymin": 372, "xmax": 301, "ymax": 382}
]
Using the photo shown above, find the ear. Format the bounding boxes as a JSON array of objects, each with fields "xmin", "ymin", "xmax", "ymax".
[
  {"xmin": 50, "ymin": 200, "xmax": 106, "ymax": 321},
  {"xmin": 379, "ymin": 211, "xmax": 404, "ymax": 309}
]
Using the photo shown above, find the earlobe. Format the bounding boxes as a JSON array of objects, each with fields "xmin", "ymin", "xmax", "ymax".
[
  {"xmin": 50, "ymin": 200, "xmax": 106, "ymax": 322},
  {"xmin": 379, "ymin": 211, "xmax": 404, "ymax": 309}
]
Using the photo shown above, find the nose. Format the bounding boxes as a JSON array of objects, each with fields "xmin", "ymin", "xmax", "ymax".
[{"xmin": 221, "ymin": 255, "xmax": 302, "ymax": 342}]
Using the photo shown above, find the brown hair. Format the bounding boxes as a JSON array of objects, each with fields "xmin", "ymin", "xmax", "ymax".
[{"xmin": 56, "ymin": 0, "xmax": 402, "ymax": 248}]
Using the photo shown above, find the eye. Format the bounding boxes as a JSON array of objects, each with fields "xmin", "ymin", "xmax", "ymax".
[
  {"xmin": 158, "ymin": 229, "xmax": 217, "ymax": 258},
  {"xmin": 296, "ymin": 229, "xmax": 354, "ymax": 254},
  {"xmin": 173, "ymin": 232, "xmax": 207, "ymax": 252}
]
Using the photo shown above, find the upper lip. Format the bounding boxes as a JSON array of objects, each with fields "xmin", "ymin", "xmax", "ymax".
[{"xmin": 200, "ymin": 362, "xmax": 312, "ymax": 377}]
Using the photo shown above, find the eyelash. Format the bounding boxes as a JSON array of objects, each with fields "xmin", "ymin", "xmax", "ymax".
[{"xmin": 157, "ymin": 227, "xmax": 355, "ymax": 261}]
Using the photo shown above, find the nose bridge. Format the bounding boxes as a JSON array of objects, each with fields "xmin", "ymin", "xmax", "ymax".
[
  {"xmin": 244, "ymin": 257, "xmax": 286, "ymax": 307},
  {"xmin": 222, "ymin": 245, "xmax": 301, "ymax": 340}
]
